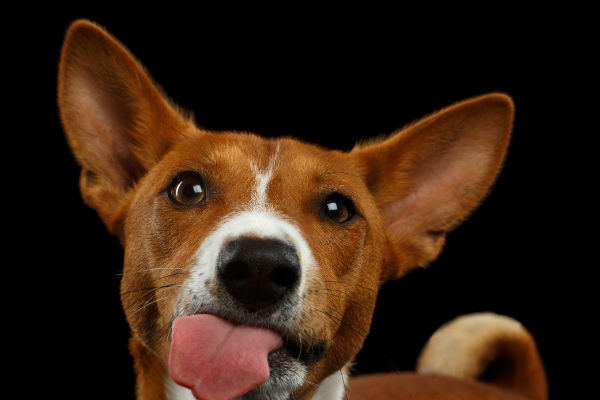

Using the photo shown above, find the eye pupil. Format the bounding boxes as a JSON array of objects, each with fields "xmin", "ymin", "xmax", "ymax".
[
  {"xmin": 322, "ymin": 194, "xmax": 355, "ymax": 224},
  {"xmin": 169, "ymin": 172, "xmax": 206, "ymax": 206},
  {"xmin": 177, "ymin": 182, "xmax": 202, "ymax": 198}
]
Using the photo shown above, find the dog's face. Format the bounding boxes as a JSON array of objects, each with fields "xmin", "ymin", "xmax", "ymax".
[
  {"xmin": 58, "ymin": 20, "xmax": 513, "ymax": 399},
  {"xmin": 123, "ymin": 133, "xmax": 387, "ymax": 396}
]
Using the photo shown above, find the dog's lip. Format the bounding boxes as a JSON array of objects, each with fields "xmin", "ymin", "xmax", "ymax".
[
  {"xmin": 278, "ymin": 335, "xmax": 328, "ymax": 365},
  {"xmin": 175, "ymin": 310, "xmax": 328, "ymax": 365}
]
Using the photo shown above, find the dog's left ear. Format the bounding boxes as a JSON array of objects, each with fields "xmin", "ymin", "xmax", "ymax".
[{"xmin": 352, "ymin": 94, "xmax": 514, "ymax": 279}]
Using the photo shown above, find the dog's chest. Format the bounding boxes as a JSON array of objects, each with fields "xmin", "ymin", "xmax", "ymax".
[{"xmin": 164, "ymin": 370, "xmax": 346, "ymax": 400}]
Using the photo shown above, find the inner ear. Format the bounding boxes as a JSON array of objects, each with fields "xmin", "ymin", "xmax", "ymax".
[
  {"xmin": 67, "ymin": 63, "xmax": 147, "ymax": 188},
  {"xmin": 353, "ymin": 93, "xmax": 514, "ymax": 276},
  {"xmin": 384, "ymin": 102, "xmax": 510, "ymax": 235}
]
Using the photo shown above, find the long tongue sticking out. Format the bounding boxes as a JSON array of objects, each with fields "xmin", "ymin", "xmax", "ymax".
[{"xmin": 169, "ymin": 314, "xmax": 283, "ymax": 400}]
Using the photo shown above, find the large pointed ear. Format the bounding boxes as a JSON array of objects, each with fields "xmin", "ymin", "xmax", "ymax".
[
  {"xmin": 352, "ymin": 93, "xmax": 514, "ymax": 279},
  {"xmin": 58, "ymin": 20, "xmax": 191, "ymax": 235}
]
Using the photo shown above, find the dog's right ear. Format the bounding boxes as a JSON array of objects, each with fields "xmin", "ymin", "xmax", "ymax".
[{"xmin": 58, "ymin": 20, "xmax": 191, "ymax": 236}]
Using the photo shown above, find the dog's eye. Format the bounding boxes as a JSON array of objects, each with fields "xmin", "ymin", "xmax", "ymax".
[
  {"xmin": 168, "ymin": 171, "xmax": 206, "ymax": 206},
  {"xmin": 321, "ymin": 194, "xmax": 356, "ymax": 224}
]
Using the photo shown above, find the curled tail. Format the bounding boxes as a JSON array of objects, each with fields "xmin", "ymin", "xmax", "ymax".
[{"xmin": 416, "ymin": 312, "xmax": 547, "ymax": 400}]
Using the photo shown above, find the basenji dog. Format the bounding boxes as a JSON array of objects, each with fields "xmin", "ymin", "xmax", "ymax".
[{"xmin": 58, "ymin": 20, "xmax": 547, "ymax": 400}]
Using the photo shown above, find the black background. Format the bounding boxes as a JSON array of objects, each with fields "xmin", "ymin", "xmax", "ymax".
[{"xmin": 10, "ymin": 8, "xmax": 590, "ymax": 399}]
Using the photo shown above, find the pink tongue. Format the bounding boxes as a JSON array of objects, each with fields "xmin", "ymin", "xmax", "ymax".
[{"xmin": 169, "ymin": 314, "xmax": 283, "ymax": 400}]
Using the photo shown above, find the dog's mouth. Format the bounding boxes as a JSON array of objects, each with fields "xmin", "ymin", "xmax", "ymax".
[
  {"xmin": 168, "ymin": 312, "xmax": 327, "ymax": 399},
  {"xmin": 279, "ymin": 332, "xmax": 328, "ymax": 365}
]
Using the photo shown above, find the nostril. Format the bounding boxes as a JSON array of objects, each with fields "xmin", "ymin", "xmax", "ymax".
[
  {"xmin": 271, "ymin": 265, "xmax": 299, "ymax": 288},
  {"xmin": 221, "ymin": 261, "xmax": 250, "ymax": 282}
]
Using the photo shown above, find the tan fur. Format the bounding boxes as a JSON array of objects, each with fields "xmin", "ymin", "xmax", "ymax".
[
  {"xmin": 417, "ymin": 313, "xmax": 547, "ymax": 400},
  {"xmin": 58, "ymin": 19, "xmax": 546, "ymax": 400}
]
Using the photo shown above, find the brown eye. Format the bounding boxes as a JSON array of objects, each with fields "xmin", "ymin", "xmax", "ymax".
[
  {"xmin": 321, "ymin": 194, "xmax": 356, "ymax": 224},
  {"xmin": 168, "ymin": 171, "xmax": 206, "ymax": 206}
]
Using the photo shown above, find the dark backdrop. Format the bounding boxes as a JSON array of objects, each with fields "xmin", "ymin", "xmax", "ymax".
[{"xmin": 12, "ymin": 9, "xmax": 589, "ymax": 399}]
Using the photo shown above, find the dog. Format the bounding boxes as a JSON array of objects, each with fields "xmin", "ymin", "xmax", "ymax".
[{"xmin": 58, "ymin": 20, "xmax": 547, "ymax": 400}]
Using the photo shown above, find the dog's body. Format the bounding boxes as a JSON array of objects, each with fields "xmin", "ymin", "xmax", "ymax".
[{"xmin": 58, "ymin": 20, "xmax": 547, "ymax": 400}]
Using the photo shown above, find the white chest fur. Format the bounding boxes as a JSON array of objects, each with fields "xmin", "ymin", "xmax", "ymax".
[{"xmin": 165, "ymin": 369, "xmax": 346, "ymax": 400}]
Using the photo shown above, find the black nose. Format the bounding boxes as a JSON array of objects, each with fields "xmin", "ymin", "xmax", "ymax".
[{"xmin": 217, "ymin": 237, "xmax": 300, "ymax": 312}]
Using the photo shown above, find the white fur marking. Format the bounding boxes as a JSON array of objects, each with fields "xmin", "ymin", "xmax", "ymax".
[
  {"xmin": 165, "ymin": 377, "xmax": 195, "ymax": 400},
  {"xmin": 166, "ymin": 368, "xmax": 344, "ymax": 400},
  {"xmin": 250, "ymin": 142, "xmax": 280, "ymax": 209},
  {"xmin": 176, "ymin": 209, "xmax": 317, "ymax": 319},
  {"xmin": 311, "ymin": 369, "xmax": 348, "ymax": 400}
]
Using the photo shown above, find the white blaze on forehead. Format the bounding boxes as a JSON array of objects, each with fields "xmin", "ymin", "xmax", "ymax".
[{"xmin": 249, "ymin": 142, "xmax": 281, "ymax": 209}]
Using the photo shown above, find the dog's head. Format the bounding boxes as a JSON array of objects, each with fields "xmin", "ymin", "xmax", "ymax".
[{"xmin": 58, "ymin": 20, "xmax": 513, "ymax": 399}]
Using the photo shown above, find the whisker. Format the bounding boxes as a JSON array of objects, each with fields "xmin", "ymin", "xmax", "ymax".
[
  {"xmin": 362, "ymin": 337, "xmax": 401, "ymax": 374},
  {"xmin": 297, "ymin": 328, "xmax": 303, "ymax": 364},
  {"xmin": 116, "ymin": 267, "xmax": 186, "ymax": 275},
  {"xmin": 399, "ymin": 374, "xmax": 417, "ymax": 400},
  {"xmin": 130, "ymin": 292, "xmax": 180, "ymax": 316},
  {"xmin": 311, "ymin": 304, "xmax": 402, "ymax": 376},
  {"xmin": 313, "ymin": 307, "xmax": 369, "ymax": 338},
  {"xmin": 120, "ymin": 273, "xmax": 187, "ymax": 288},
  {"xmin": 135, "ymin": 341, "xmax": 147, "ymax": 380},
  {"xmin": 322, "ymin": 279, "xmax": 378, "ymax": 295},
  {"xmin": 123, "ymin": 284, "xmax": 183, "ymax": 318},
  {"xmin": 121, "ymin": 282, "xmax": 180, "ymax": 297},
  {"xmin": 331, "ymin": 351, "xmax": 350, "ymax": 400}
]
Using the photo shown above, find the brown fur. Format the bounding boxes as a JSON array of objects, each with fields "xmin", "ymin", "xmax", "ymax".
[
  {"xmin": 130, "ymin": 337, "xmax": 169, "ymax": 400},
  {"xmin": 58, "ymin": 19, "xmax": 547, "ymax": 400},
  {"xmin": 349, "ymin": 373, "xmax": 533, "ymax": 400}
]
